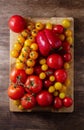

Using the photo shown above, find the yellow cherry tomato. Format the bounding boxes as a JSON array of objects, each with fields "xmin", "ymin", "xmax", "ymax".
[
  {"xmin": 49, "ymin": 76, "xmax": 55, "ymax": 82},
  {"xmin": 65, "ymin": 29, "xmax": 72, "ymax": 37},
  {"xmin": 59, "ymin": 92, "xmax": 65, "ymax": 99},
  {"xmin": 46, "ymin": 22, "xmax": 53, "ymax": 29},
  {"xmin": 30, "ymin": 43, "xmax": 38, "ymax": 51},
  {"xmin": 64, "ymin": 78, "xmax": 71, "ymax": 87},
  {"xmin": 13, "ymin": 42, "xmax": 22, "ymax": 51},
  {"xmin": 59, "ymin": 34, "xmax": 65, "ymax": 41},
  {"xmin": 48, "ymin": 86, "xmax": 55, "ymax": 93},
  {"xmin": 41, "ymin": 64, "xmax": 48, "ymax": 71},
  {"xmin": 54, "ymin": 82, "xmax": 62, "ymax": 90},
  {"xmin": 27, "ymin": 22, "xmax": 35, "ymax": 31},
  {"xmin": 13, "ymin": 100, "xmax": 21, "ymax": 106},
  {"xmin": 15, "ymin": 62, "xmax": 25, "ymax": 69},
  {"xmin": 25, "ymin": 67, "xmax": 34, "ymax": 75},
  {"xmin": 21, "ymin": 29, "xmax": 29, "ymax": 38},
  {"xmin": 24, "ymin": 39, "xmax": 32, "ymax": 47},
  {"xmin": 28, "ymin": 36, "xmax": 35, "ymax": 43},
  {"xmin": 17, "ymin": 35, "xmax": 25, "ymax": 45},
  {"xmin": 66, "ymin": 36, "xmax": 73, "ymax": 44},
  {"xmin": 62, "ymin": 19, "xmax": 71, "ymax": 28},
  {"xmin": 53, "ymin": 91, "xmax": 59, "ymax": 96},
  {"xmin": 35, "ymin": 22, "xmax": 44, "ymax": 30},
  {"xmin": 31, "ymin": 29, "xmax": 38, "ymax": 37},
  {"xmin": 64, "ymin": 62, "xmax": 70, "ymax": 69},
  {"xmin": 21, "ymin": 46, "xmax": 30, "ymax": 57},
  {"xmin": 26, "ymin": 58, "xmax": 36, "ymax": 67},
  {"xmin": 29, "ymin": 51, "xmax": 38, "ymax": 60},
  {"xmin": 18, "ymin": 105, "xmax": 24, "ymax": 110},
  {"xmin": 18, "ymin": 54, "xmax": 27, "ymax": 63},
  {"xmin": 11, "ymin": 49, "xmax": 19, "ymax": 58},
  {"xmin": 39, "ymin": 58, "xmax": 46, "ymax": 65},
  {"xmin": 39, "ymin": 72, "xmax": 46, "ymax": 79}
]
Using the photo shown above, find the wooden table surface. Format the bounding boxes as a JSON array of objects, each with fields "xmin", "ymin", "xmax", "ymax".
[{"xmin": 0, "ymin": 0, "xmax": 84, "ymax": 130}]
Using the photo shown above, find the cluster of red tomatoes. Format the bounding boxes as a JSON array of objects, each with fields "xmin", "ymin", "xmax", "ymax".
[{"xmin": 8, "ymin": 15, "xmax": 73, "ymax": 110}]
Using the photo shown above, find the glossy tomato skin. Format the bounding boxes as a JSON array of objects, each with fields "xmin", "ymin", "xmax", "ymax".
[
  {"xmin": 54, "ymin": 69, "xmax": 67, "ymax": 83},
  {"xmin": 8, "ymin": 84, "xmax": 25, "ymax": 100},
  {"xmin": 21, "ymin": 94, "xmax": 36, "ymax": 109},
  {"xmin": 44, "ymin": 79, "xmax": 53, "ymax": 88},
  {"xmin": 53, "ymin": 25, "xmax": 64, "ymax": 34},
  {"xmin": 10, "ymin": 68, "xmax": 27, "ymax": 84},
  {"xmin": 63, "ymin": 97, "xmax": 73, "ymax": 107},
  {"xmin": 54, "ymin": 97, "xmax": 63, "ymax": 109},
  {"xmin": 63, "ymin": 52, "xmax": 72, "ymax": 62},
  {"xmin": 8, "ymin": 15, "xmax": 26, "ymax": 33},
  {"xmin": 47, "ymin": 54, "xmax": 63, "ymax": 69},
  {"xmin": 25, "ymin": 75, "xmax": 42, "ymax": 94},
  {"xmin": 36, "ymin": 91, "xmax": 53, "ymax": 107},
  {"xmin": 62, "ymin": 42, "xmax": 70, "ymax": 53}
]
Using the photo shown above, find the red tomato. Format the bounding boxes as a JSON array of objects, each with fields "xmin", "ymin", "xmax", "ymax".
[
  {"xmin": 54, "ymin": 97, "xmax": 63, "ymax": 109},
  {"xmin": 44, "ymin": 79, "xmax": 53, "ymax": 88},
  {"xmin": 10, "ymin": 68, "xmax": 27, "ymax": 84},
  {"xmin": 62, "ymin": 42, "xmax": 70, "ymax": 53},
  {"xmin": 25, "ymin": 75, "xmax": 42, "ymax": 94},
  {"xmin": 63, "ymin": 52, "xmax": 72, "ymax": 62},
  {"xmin": 34, "ymin": 66, "xmax": 42, "ymax": 75},
  {"xmin": 63, "ymin": 97, "xmax": 73, "ymax": 107},
  {"xmin": 45, "ymin": 69, "xmax": 54, "ymax": 77},
  {"xmin": 47, "ymin": 54, "xmax": 63, "ymax": 69},
  {"xmin": 53, "ymin": 25, "xmax": 64, "ymax": 34},
  {"xmin": 54, "ymin": 69, "xmax": 67, "ymax": 83},
  {"xmin": 8, "ymin": 15, "xmax": 26, "ymax": 33},
  {"xmin": 21, "ymin": 94, "xmax": 36, "ymax": 109},
  {"xmin": 36, "ymin": 91, "xmax": 53, "ymax": 107},
  {"xmin": 8, "ymin": 84, "xmax": 25, "ymax": 100}
]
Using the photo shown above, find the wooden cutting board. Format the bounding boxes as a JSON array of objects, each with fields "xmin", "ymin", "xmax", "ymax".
[{"xmin": 9, "ymin": 17, "xmax": 74, "ymax": 112}]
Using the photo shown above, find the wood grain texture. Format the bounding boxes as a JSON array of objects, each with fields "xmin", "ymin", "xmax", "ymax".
[{"xmin": 0, "ymin": 0, "xmax": 84, "ymax": 130}]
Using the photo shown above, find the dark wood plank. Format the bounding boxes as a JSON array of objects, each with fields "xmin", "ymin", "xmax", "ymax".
[{"xmin": 0, "ymin": 0, "xmax": 84, "ymax": 130}]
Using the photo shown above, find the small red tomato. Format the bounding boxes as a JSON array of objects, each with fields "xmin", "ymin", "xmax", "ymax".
[
  {"xmin": 63, "ymin": 97, "xmax": 73, "ymax": 107},
  {"xmin": 36, "ymin": 91, "xmax": 53, "ymax": 107},
  {"xmin": 53, "ymin": 25, "xmax": 64, "ymax": 34},
  {"xmin": 8, "ymin": 84, "xmax": 25, "ymax": 100},
  {"xmin": 54, "ymin": 97, "xmax": 63, "ymax": 109},
  {"xmin": 45, "ymin": 69, "xmax": 54, "ymax": 77},
  {"xmin": 34, "ymin": 66, "xmax": 42, "ymax": 75},
  {"xmin": 44, "ymin": 79, "xmax": 53, "ymax": 88},
  {"xmin": 10, "ymin": 68, "xmax": 27, "ymax": 84},
  {"xmin": 8, "ymin": 15, "xmax": 26, "ymax": 33},
  {"xmin": 47, "ymin": 54, "xmax": 63, "ymax": 69},
  {"xmin": 63, "ymin": 52, "xmax": 72, "ymax": 62},
  {"xmin": 21, "ymin": 94, "xmax": 36, "ymax": 109},
  {"xmin": 25, "ymin": 75, "xmax": 42, "ymax": 94},
  {"xmin": 62, "ymin": 42, "xmax": 70, "ymax": 53},
  {"xmin": 54, "ymin": 69, "xmax": 67, "ymax": 83}
]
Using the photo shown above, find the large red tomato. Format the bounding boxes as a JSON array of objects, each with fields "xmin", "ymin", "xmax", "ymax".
[
  {"xmin": 10, "ymin": 68, "xmax": 27, "ymax": 84},
  {"xmin": 25, "ymin": 75, "xmax": 42, "ymax": 94},
  {"xmin": 8, "ymin": 15, "xmax": 26, "ymax": 33},
  {"xmin": 54, "ymin": 69, "xmax": 67, "ymax": 83},
  {"xmin": 36, "ymin": 91, "xmax": 53, "ymax": 107},
  {"xmin": 47, "ymin": 54, "xmax": 63, "ymax": 69},
  {"xmin": 8, "ymin": 84, "xmax": 25, "ymax": 100},
  {"xmin": 21, "ymin": 94, "xmax": 36, "ymax": 109}
]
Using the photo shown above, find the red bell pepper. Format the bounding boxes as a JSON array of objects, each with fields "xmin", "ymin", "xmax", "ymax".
[
  {"xmin": 36, "ymin": 29, "xmax": 62, "ymax": 56},
  {"xmin": 36, "ymin": 30, "xmax": 51, "ymax": 56}
]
